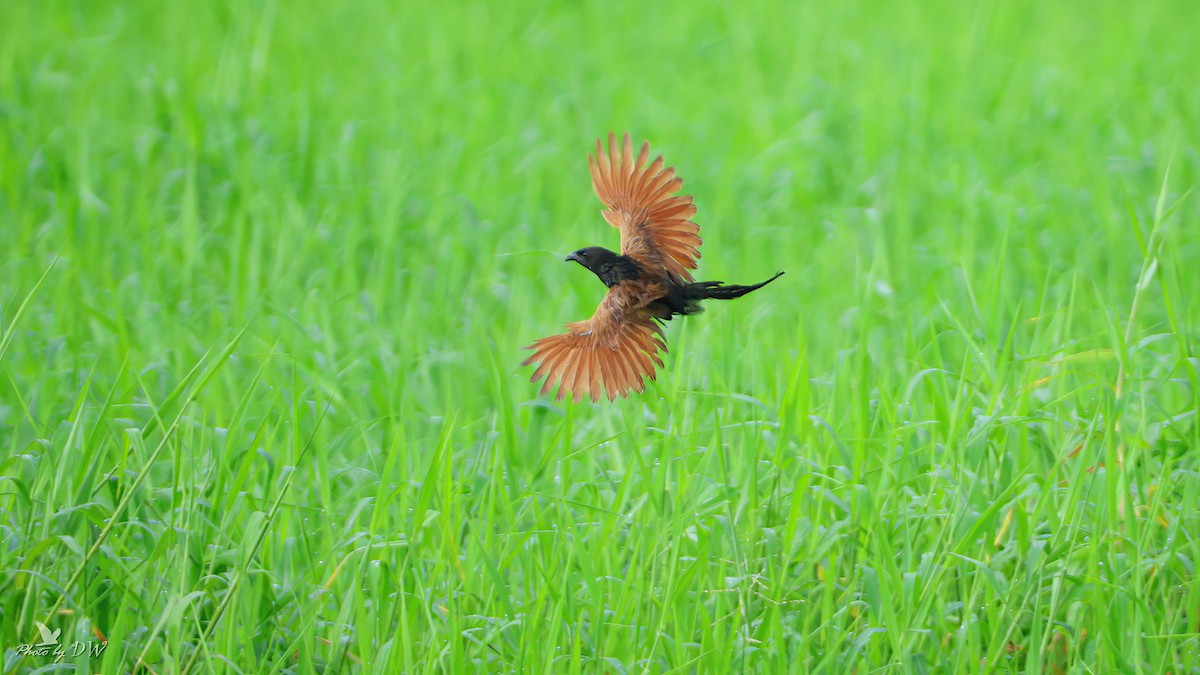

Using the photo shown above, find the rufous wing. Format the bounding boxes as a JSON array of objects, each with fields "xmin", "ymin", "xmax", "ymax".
[
  {"xmin": 588, "ymin": 132, "xmax": 703, "ymax": 281},
  {"xmin": 522, "ymin": 295, "xmax": 667, "ymax": 403}
]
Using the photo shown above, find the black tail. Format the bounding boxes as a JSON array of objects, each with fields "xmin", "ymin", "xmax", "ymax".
[
  {"xmin": 687, "ymin": 271, "xmax": 785, "ymax": 300},
  {"xmin": 667, "ymin": 271, "xmax": 785, "ymax": 316}
]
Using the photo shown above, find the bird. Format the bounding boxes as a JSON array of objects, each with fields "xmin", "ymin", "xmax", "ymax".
[{"xmin": 522, "ymin": 132, "xmax": 783, "ymax": 403}]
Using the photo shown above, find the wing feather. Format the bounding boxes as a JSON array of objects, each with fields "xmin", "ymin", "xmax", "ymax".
[
  {"xmin": 588, "ymin": 351, "xmax": 603, "ymax": 403},
  {"xmin": 619, "ymin": 133, "xmax": 634, "ymax": 194},
  {"xmin": 589, "ymin": 133, "xmax": 703, "ymax": 281},
  {"xmin": 569, "ymin": 353, "xmax": 591, "ymax": 403},
  {"xmin": 626, "ymin": 343, "xmax": 656, "ymax": 383},
  {"xmin": 601, "ymin": 352, "xmax": 620, "ymax": 401},
  {"xmin": 558, "ymin": 354, "xmax": 583, "ymax": 403},
  {"xmin": 611, "ymin": 347, "xmax": 638, "ymax": 394},
  {"xmin": 522, "ymin": 290, "xmax": 667, "ymax": 403}
]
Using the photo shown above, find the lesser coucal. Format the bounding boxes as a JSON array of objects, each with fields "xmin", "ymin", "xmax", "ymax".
[{"xmin": 523, "ymin": 133, "xmax": 783, "ymax": 402}]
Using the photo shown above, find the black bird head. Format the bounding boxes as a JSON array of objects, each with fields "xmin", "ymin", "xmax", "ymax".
[
  {"xmin": 565, "ymin": 246, "xmax": 619, "ymax": 272},
  {"xmin": 565, "ymin": 247, "xmax": 641, "ymax": 287}
]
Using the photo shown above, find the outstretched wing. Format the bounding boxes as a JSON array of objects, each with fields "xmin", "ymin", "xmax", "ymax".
[
  {"xmin": 588, "ymin": 133, "xmax": 703, "ymax": 282},
  {"xmin": 522, "ymin": 289, "xmax": 668, "ymax": 403}
]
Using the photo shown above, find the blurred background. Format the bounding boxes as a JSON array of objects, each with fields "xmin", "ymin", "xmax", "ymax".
[{"xmin": 2, "ymin": 0, "xmax": 1197, "ymax": 671}]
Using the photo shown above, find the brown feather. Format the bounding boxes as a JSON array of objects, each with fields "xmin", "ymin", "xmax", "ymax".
[
  {"xmin": 612, "ymin": 344, "xmax": 638, "ymax": 392},
  {"xmin": 558, "ymin": 354, "xmax": 583, "ymax": 402},
  {"xmin": 570, "ymin": 352, "xmax": 590, "ymax": 402},
  {"xmin": 627, "ymin": 347, "xmax": 655, "ymax": 385},
  {"xmin": 607, "ymin": 133, "xmax": 620, "ymax": 190},
  {"xmin": 529, "ymin": 349, "xmax": 558, "ymax": 382},
  {"xmin": 587, "ymin": 351, "xmax": 603, "ymax": 402},
  {"xmin": 622, "ymin": 347, "xmax": 643, "ymax": 390},
  {"xmin": 587, "ymin": 135, "xmax": 703, "ymax": 282},
  {"xmin": 620, "ymin": 134, "xmax": 634, "ymax": 194},
  {"xmin": 600, "ymin": 350, "xmax": 619, "ymax": 401},
  {"xmin": 645, "ymin": 175, "xmax": 682, "ymax": 203},
  {"xmin": 600, "ymin": 347, "xmax": 624, "ymax": 392}
]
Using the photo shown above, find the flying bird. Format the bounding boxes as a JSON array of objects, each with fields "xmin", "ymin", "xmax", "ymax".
[{"xmin": 522, "ymin": 133, "xmax": 783, "ymax": 402}]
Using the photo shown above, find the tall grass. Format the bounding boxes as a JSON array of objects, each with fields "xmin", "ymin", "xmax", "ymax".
[{"xmin": 2, "ymin": 0, "xmax": 1198, "ymax": 672}]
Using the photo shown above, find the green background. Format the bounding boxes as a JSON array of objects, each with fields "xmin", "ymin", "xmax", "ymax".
[{"xmin": 2, "ymin": 0, "xmax": 1198, "ymax": 672}]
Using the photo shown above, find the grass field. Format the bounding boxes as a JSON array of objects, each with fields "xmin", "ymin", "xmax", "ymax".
[{"xmin": 2, "ymin": 0, "xmax": 1199, "ymax": 672}]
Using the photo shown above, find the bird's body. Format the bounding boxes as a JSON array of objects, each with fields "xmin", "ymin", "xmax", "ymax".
[{"xmin": 523, "ymin": 133, "xmax": 783, "ymax": 402}]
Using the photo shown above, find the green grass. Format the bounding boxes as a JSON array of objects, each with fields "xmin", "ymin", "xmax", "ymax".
[{"xmin": 2, "ymin": 0, "xmax": 1199, "ymax": 672}]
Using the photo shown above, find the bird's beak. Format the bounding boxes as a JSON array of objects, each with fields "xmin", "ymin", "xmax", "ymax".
[{"xmin": 564, "ymin": 252, "xmax": 581, "ymax": 263}]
